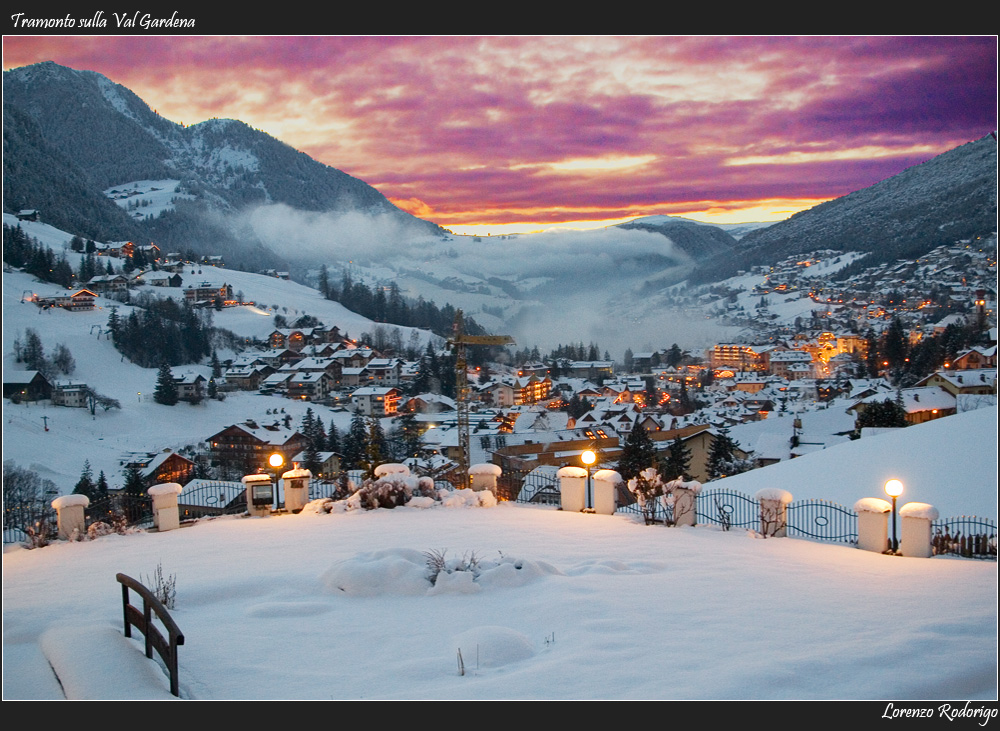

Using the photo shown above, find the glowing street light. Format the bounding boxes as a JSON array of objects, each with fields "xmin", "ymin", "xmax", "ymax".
[
  {"xmin": 268, "ymin": 452, "xmax": 285, "ymax": 511},
  {"xmin": 884, "ymin": 479, "xmax": 904, "ymax": 553},
  {"xmin": 581, "ymin": 450, "xmax": 597, "ymax": 512}
]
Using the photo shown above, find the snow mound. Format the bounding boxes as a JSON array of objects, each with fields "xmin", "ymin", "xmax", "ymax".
[
  {"xmin": 451, "ymin": 626, "xmax": 536, "ymax": 668},
  {"xmin": 320, "ymin": 548, "xmax": 550, "ymax": 597},
  {"xmin": 39, "ymin": 624, "xmax": 178, "ymax": 700},
  {"xmin": 440, "ymin": 488, "xmax": 497, "ymax": 508},
  {"xmin": 321, "ymin": 549, "xmax": 431, "ymax": 597}
]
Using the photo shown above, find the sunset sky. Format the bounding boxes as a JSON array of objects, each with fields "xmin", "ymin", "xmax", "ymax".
[{"xmin": 3, "ymin": 36, "xmax": 996, "ymax": 234}]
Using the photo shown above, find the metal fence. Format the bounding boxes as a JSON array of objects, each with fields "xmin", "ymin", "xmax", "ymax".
[
  {"xmin": 931, "ymin": 516, "xmax": 997, "ymax": 560},
  {"xmin": 786, "ymin": 498, "xmax": 858, "ymax": 546},
  {"xmin": 86, "ymin": 493, "xmax": 153, "ymax": 531},
  {"xmin": 696, "ymin": 488, "xmax": 762, "ymax": 531}
]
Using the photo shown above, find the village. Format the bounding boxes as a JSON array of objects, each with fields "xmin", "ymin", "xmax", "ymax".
[{"xmin": 4, "ymin": 212, "xmax": 996, "ymax": 529}]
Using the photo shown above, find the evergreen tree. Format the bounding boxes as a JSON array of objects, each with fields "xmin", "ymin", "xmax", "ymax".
[
  {"xmin": 327, "ymin": 420, "xmax": 341, "ymax": 454},
  {"xmin": 615, "ymin": 424, "xmax": 657, "ymax": 481},
  {"xmin": 706, "ymin": 427, "xmax": 748, "ymax": 481},
  {"xmin": 22, "ymin": 329, "xmax": 45, "ymax": 372},
  {"xmin": 73, "ymin": 460, "xmax": 95, "ymax": 499},
  {"xmin": 856, "ymin": 399, "xmax": 908, "ymax": 429},
  {"xmin": 153, "ymin": 363, "xmax": 179, "ymax": 405},
  {"xmin": 342, "ymin": 411, "xmax": 368, "ymax": 471},
  {"xmin": 395, "ymin": 411, "xmax": 423, "ymax": 459},
  {"xmin": 96, "ymin": 470, "xmax": 109, "ymax": 495},
  {"xmin": 660, "ymin": 436, "xmax": 692, "ymax": 481},
  {"xmin": 365, "ymin": 418, "xmax": 387, "ymax": 475},
  {"xmin": 122, "ymin": 464, "xmax": 147, "ymax": 496}
]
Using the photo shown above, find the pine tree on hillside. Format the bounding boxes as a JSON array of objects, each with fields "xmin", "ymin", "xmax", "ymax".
[
  {"xmin": 616, "ymin": 424, "xmax": 656, "ymax": 481},
  {"xmin": 706, "ymin": 427, "xmax": 748, "ymax": 481},
  {"xmin": 342, "ymin": 411, "xmax": 368, "ymax": 471},
  {"xmin": 660, "ymin": 436, "xmax": 692, "ymax": 482},
  {"xmin": 327, "ymin": 420, "xmax": 341, "ymax": 454},
  {"xmin": 73, "ymin": 461, "xmax": 95, "ymax": 499},
  {"xmin": 154, "ymin": 362, "xmax": 178, "ymax": 405},
  {"xmin": 365, "ymin": 418, "xmax": 387, "ymax": 476}
]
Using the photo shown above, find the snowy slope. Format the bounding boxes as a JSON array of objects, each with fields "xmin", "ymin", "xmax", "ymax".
[
  {"xmin": 1, "ymin": 217, "xmax": 434, "ymax": 494},
  {"xmin": 2, "ymin": 497, "xmax": 996, "ymax": 700},
  {"xmin": 721, "ymin": 406, "xmax": 998, "ymax": 520}
]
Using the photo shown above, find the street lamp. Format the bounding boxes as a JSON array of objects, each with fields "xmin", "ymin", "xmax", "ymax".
[
  {"xmin": 884, "ymin": 478, "xmax": 903, "ymax": 553},
  {"xmin": 269, "ymin": 452, "xmax": 285, "ymax": 511},
  {"xmin": 581, "ymin": 450, "xmax": 596, "ymax": 511}
]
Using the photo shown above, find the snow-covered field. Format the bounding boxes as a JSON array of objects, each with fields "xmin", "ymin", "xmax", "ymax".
[{"xmin": 3, "ymin": 490, "xmax": 997, "ymax": 701}]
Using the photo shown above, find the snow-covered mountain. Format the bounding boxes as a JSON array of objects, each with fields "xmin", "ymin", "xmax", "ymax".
[
  {"xmin": 690, "ymin": 134, "xmax": 998, "ymax": 283},
  {"xmin": 4, "ymin": 62, "xmax": 996, "ymax": 356},
  {"xmin": 3, "ymin": 61, "xmax": 443, "ymax": 270}
]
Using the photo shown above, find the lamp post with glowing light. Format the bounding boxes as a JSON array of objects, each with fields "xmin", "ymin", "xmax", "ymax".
[
  {"xmin": 884, "ymin": 479, "xmax": 903, "ymax": 553},
  {"xmin": 581, "ymin": 450, "xmax": 596, "ymax": 511},
  {"xmin": 268, "ymin": 452, "xmax": 285, "ymax": 511}
]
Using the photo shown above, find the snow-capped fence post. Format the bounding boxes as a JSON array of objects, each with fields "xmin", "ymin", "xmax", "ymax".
[
  {"xmin": 51, "ymin": 494, "xmax": 88, "ymax": 540},
  {"xmin": 241, "ymin": 473, "xmax": 273, "ymax": 517},
  {"xmin": 756, "ymin": 488, "xmax": 793, "ymax": 537},
  {"xmin": 556, "ymin": 466, "xmax": 587, "ymax": 512},
  {"xmin": 854, "ymin": 498, "xmax": 892, "ymax": 553},
  {"xmin": 672, "ymin": 479, "xmax": 702, "ymax": 527},
  {"xmin": 592, "ymin": 469, "xmax": 622, "ymax": 515},
  {"xmin": 899, "ymin": 503, "xmax": 939, "ymax": 558},
  {"xmin": 469, "ymin": 463, "xmax": 502, "ymax": 493},
  {"xmin": 281, "ymin": 464, "xmax": 312, "ymax": 514},
  {"xmin": 148, "ymin": 483, "xmax": 183, "ymax": 532}
]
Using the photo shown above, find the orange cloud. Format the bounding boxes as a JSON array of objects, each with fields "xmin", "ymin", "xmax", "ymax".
[{"xmin": 388, "ymin": 197, "xmax": 435, "ymax": 218}]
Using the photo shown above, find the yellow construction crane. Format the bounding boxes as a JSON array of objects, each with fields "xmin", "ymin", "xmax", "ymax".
[{"xmin": 448, "ymin": 310, "xmax": 514, "ymax": 483}]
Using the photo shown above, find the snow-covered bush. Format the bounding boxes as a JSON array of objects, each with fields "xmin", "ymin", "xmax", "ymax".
[
  {"xmin": 349, "ymin": 474, "xmax": 438, "ymax": 511},
  {"xmin": 87, "ymin": 521, "xmax": 115, "ymax": 539},
  {"xmin": 424, "ymin": 548, "xmax": 480, "ymax": 586},
  {"xmin": 626, "ymin": 469, "xmax": 701, "ymax": 526},
  {"xmin": 626, "ymin": 467, "xmax": 663, "ymax": 524}
]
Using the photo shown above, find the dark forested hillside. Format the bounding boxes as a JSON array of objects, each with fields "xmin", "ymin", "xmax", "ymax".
[
  {"xmin": 690, "ymin": 134, "xmax": 997, "ymax": 283},
  {"xmin": 3, "ymin": 61, "xmax": 443, "ymax": 265}
]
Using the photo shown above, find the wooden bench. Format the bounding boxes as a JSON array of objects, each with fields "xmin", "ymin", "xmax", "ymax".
[{"xmin": 116, "ymin": 573, "xmax": 185, "ymax": 697}]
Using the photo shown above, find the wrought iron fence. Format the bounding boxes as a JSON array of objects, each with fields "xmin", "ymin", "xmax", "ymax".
[
  {"xmin": 786, "ymin": 499, "xmax": 858, "ymax": 546},
  {"xmin": 931, "ymin": 516, "xmax": 997, "ymax": 560},
  {"xmin": 506, "ymin": 470, "xmax": 561, "ymax": 505},
  {"xmin": 696, "ymin": 488, "xmax": 760, "ymax": 531},
  {"xmin": 177, "ymin": 481, "xmax": 247, "ymax": 519},
  {"xmin": 85, "ymin": 492, "xmax": 154, "ymax": 531}
]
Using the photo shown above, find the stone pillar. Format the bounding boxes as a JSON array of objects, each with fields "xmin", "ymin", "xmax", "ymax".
[
  {"xmin": 148, "ymin": 483, "xmax": 183, "ymax": 532},
  {"xmin": 282, "ymin": 465, "xmax": 312, "ymax": 514},
  {"xmin": 469, "ymin": 463, "xmax": 501, "ymax": 492},
  {"xmin": 51, "ymin": 494, "xmax": 89, "ymax": 540},
  {"xmin": 899, "ymin": 502, "xmax": 939, "ymax": 558},
  {"xmin": 673, "ymin": 481, "xmax": 702, "ymax": 527},
  {"xmin": 557, "ymin": 466, "xmax": 587, "ymax": 512},
  {"xmin": 854, "ymin": 498, "xmax": 892, "ymax": 553},
  {"xmin": 591, "ymin": 469, "xmax": 622, "ymax": 515},
  {"xmin": 242, "ymin": 473, "xmax": 274, "ymax": 517},
  {"xmin": 755, "ymin": 488, "xmax": 793, "ymax": 537}
]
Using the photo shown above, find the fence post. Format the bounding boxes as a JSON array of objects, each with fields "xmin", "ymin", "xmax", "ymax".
[
  {"xmin": 899, "ymin": 503, "xmax": 939, "ymax": 558},
  {"xmin": 556, "ymin": 467, "xmax": 587, "ymax": 512},
  {"xmin": 469, "ymin": 463, "xmax": 501, "ymax": 493},
  {"xmin": 854, "ymin": 498, "xmax": 892, "ymax": 552},
  {"xmin": 756, "ymin": 488, "xmax": 793, "ymax": 537},
  {"xmin": 148, "ymin": 483, "xmax": 183, "ymax": 532},
  {"xmin": 673, "ymin": 480, "xmax": 702, "ymax": 527},
  {"xmin": 591, "ymin": 470, "xmax": 622, "ymax": 515},
  {"xmin": 281, "ymin": 464, "xmax": 312, "ymax": 513},
  {"xmin": 51, "ymin": 494, "xmax": 89, "ymax": 540}
]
